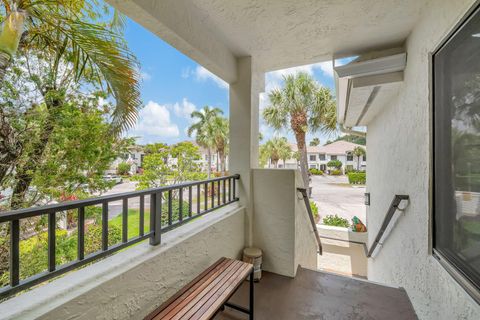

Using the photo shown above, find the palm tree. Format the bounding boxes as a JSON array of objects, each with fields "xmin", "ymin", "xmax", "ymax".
[
  {"xmin": 187, "ymin": 106, "xmax": 223, "ymax": 178},
  {"xmin": 0, "ymin": 1, "xmax": 140, "ymax": 131},
  {"xmin": 209, "ymin": 116, "xmax": 229, "ymax": 175},
  {"xmin": 263, "ymin": 72, "xmax": 336, "ymax": 187},
  {"xmin": 352, "ymin": 146, "xmax": 366, "ymax": 171},
  {"xmin": 263, "ymin": 137, "xmax": 291, "ymax": 168},
  {"xmin": 310, "ymin": 138, "xmax": 320, "ymax": 146}
]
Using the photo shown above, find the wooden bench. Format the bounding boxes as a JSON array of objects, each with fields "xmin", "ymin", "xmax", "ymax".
[{"xmin": 145, "ymin": 257, "xmax": 254, "ymax": 320}]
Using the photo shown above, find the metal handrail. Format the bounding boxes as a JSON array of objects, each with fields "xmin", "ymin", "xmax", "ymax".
[
  {"xmin": 316, "ymin": 194, "xmax": 409, "ymax": 258},
  {"xmin": 297, "ymin": 188, "xmax": 323, "ymax": 255},
  {"xmin": 0, "ymin": 174, "xmax": 240, "ymax": 299}
]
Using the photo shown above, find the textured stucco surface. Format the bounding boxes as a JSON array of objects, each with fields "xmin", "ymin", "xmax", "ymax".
[
  {"xmin": 317, "ymin": 225, "xmax": 368, "ymax": 277},
  {"xmin": 366, "ymin": 0, "xmax": 480, "ymax": 319},
  {"xmin": 110, "ymin": 0, "xmax": 429, "ymax": 80},
  {"xmin": 252, "ymin": 169, "xmax": 317, "ymax": 277},
  {"xmin": 0, "ymin": 205, "xmax": 245, "ymax": 320}
]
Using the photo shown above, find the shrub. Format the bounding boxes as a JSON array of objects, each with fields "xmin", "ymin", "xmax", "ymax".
[
  {"xmin": 323, "ymin": 214, "xmax": 350, "ymax": 228},
  {"xmin": 117, "ymin": 162, "xmax": 131, "ymax": 175},
  {"xmin": 161, "ymin": 200, "xmax": 191, "ymax": 226},
  {"xmin": 327, "ymin": 159, "xmax": 342, "ymax": 169},
  {"xmin": 348, "ymin": 172, "xmax": 366, "ymax": 184},
  {"xmin": 81, "ymin": 223, "xmax": 122, "ymax": 254},
  {"xmin": 309, "ymin": 168, "xmax": 323, "ymax": 175},
  {"xmin": 309, "ymin": 200, "xmax": 319, "ymax": 222},
  {"xmin": 330, "ymin": 169, "xmax": 342, "ymax": 176}
]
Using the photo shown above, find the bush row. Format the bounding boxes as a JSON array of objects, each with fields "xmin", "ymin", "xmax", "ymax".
[
  {"xmin": 309, "ymin": 168, "xmax": 323, "ymax": 175},
  {"xmin": 347, "ymin": 172, "xmax": 366, "ymax": 184}
]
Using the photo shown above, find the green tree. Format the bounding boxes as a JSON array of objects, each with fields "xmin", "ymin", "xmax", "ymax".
[
  {"xmin": 309, "ymin": 138, "xmax": 320, "ymax": 146},
  {"xmin": 263, "ymin": 137, "xmax": 291, "ymax": 168},
  {"xmin": 327, "ymin": 159, "xmax": 342, "ymax": 169},
  {"xmin": 263, "ymin": 72, "xmax": 336, "ymax": 187},
  {"xmin": 133, "ymin": 142, "xmax": 205, "ymax": 190},
  {"xmin": 0, "ymin": 2, "xmax": 141, "ymax": 209},
  {"xmin": 352, "ymin": 146, "xmax": 366, "ymax": 171},
  {"xmin": 329, "ymin": 134, "xmax": 366, "ymax": 145},
  {"xmin": 208, "ymin": 116, "xmax": 229, "ymax": 175},
  {"xmin": 187, "ymin": 106, "xmax": 223, "ymax": 178},
  {"xmin": 117, "ymin": 162, "xmax": 131, "ymax": 176}
]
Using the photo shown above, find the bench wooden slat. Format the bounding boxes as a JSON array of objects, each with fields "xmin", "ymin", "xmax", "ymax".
[
  {"xmin": 168, "ymin": 260, "xmax": 245, "ymax": 320},
  {"xmin": 146, "ymin": 258, "xmax": 252, "ymax": 320},
  {"xmin": 153, "ymin": 258, "xmax": 232, "ymax": 319},
  {"xmin": 194, "ymin": 264, "xmax": 252, "ymax": 320},
  {"xmin": 178, "ymin": 262, "xmax": 249, "ymax": 320}
]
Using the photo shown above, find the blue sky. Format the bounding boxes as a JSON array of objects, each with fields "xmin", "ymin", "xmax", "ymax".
[{"xmin": 123, "ymin": 17, "xmax": 339, "ymax": 146}]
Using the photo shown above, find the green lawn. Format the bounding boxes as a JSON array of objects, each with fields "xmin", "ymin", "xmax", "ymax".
[{"xmin": 109, "ymin": 209, "xmax": 150, "ymax": 239}]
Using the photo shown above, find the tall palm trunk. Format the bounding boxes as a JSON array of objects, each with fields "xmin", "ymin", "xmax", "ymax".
[
  {"xmin": 0, "ymin": 10, "xmax": 27, "ymax": 82},
  {"xmin": 206, "ymin": 148, "xmax": 212, "ymax": 179},
  {"xmin": 291, "ymin": 112, "xmax": 309, "ymax": 188},
  {"xmin": 218, "ymin": 148, "xmax": 225, "ymax": 176},
  {"xmin": 10, "ymin": 91, "xmax": 63, "ymax": 209}
]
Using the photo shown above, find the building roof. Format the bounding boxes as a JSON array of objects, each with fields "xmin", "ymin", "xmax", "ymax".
[{"xmin": 290, "ymin": 140, "xmax": 365, "ymax": 155}]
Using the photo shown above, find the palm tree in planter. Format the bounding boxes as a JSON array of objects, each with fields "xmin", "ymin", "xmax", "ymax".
[
  {"xmin": 188, "ymin": 106, "xmax": 223, "ymax": 178},
  {"xmin": 352, "ymin": 146, "xmax": 366, "ymax": 171},
  {"xmin": 263, "ymin": 72, "xmax": 336, "ymax": 187}
]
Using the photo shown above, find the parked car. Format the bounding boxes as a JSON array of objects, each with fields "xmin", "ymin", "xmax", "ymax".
[{"xmin": 102, "ymin": 174, "xmax": 123, "ymax": 184}]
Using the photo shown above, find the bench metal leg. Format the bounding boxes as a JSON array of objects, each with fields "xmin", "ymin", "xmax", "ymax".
[
  {"xmin": 223, "ymin": 270, "xmax": 254, "ymax": 319},
  {"xmin": 249, "ymin": 269, "xmax": 254, "ymax": 320}
]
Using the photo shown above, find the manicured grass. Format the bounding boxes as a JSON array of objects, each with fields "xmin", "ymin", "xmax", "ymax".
[{"xmin": 109, "ymin": 209, "xmax": 150, "ymax": 239}]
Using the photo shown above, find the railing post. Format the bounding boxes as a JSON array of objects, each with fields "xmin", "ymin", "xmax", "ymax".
[
  {"xmin": 150, "ymin": 192, "xmax": 162, "ymax": 245},
  {"xmin": 9, "ymin": 219, "xmax": 20, "ymax": 287}
]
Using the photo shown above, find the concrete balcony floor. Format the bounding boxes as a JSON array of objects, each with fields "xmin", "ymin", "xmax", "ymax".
[{"xmin": 216, "ymin": 267, "xmax": 417, "ymax": 320}]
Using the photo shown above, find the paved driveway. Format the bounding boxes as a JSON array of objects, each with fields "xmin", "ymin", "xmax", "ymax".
[{"xmin": 310, "ymin": 175, "xmax": 366, "ymax": 224}]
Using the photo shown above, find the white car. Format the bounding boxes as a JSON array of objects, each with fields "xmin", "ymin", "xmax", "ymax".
[{"xmin": 103, "ymin": 175, "xmax": 123, "ymax": 184}]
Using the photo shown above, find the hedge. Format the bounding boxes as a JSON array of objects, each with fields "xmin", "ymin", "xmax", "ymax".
[
  {"xmin": 309, "ymin": 168, "xmax": 323, "ymax": 175},
  {"xmin": 347, "ymin": 172, "xmax": 366, "ymax": 184},
  {"xmin": 330, "ymin": 169, "xmax": 342, "ymax": 176},
  {"xmin": 323, "ymin": 214, "xmax": 350, "ymax": 228}
]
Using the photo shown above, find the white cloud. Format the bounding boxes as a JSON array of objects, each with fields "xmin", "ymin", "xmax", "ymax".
[
  {"xmin": 265, "ymin": 61, "xmax": 334, "ymax": 93},
  {"xmin": 129, "ymin": 101, "xmax": 179, "ymax": 143},
  {"xmin": 140, "ymin": 71, "xmax": 152, "ymax": 81},
  {"xmin": 173, "ymin": 98, "xmax": 197, "ymax": 119},
  {"xmin": 187, "ymin": 65, "xmax": 228, "ymax": 89}
]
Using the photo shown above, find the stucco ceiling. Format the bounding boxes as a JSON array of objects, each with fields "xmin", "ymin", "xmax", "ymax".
[
  {"xmin": 109, "ymin": 0, "xmax": 428, "ymax": 80},
  {"xmin": 189, "ymin": 0, "xmax": 427, "ymax": 71}
]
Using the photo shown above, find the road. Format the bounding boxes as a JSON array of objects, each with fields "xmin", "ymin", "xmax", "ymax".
[
  {"xmin": 310, "ymin": 175, "xmax": 366, "ymax": 225},
  {"xmin": 100, "ymin": 181, "xmax": 139, "ymax": 219}
]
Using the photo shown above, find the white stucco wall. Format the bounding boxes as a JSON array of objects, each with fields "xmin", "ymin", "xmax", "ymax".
[
  {"xmin": 366, "ymin": 0, "xmax": 480, "ymax": 319},
  {"xmin": 252, "ymin": 169, "xmax": 317, "ymax": 277},
  {"xmin": 0, "ymin": 205, "xmax": 245, "ymax": 320}
]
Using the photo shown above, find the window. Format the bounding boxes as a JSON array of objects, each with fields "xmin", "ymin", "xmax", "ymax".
[
  {"xmin": 433, "ymin": 4, "xmax": 480, "ymax": 301},
  {"xmin": 363, "ymin": 155, "xmax": 367, "ymax": 161},
  {"xmin": 347, "ymin": 153, "xmax": 353, "ymax": 161},
  {"xmin": 319, "ymin": 154, "xmax": 326, "ymax": 161},
  {"xmin": 309, "ymin": 155, "xmax": 316, "ymax": 161},
  {"xmin": 330, "ymin": 155, "xmax": 337, "ymax": 160}
]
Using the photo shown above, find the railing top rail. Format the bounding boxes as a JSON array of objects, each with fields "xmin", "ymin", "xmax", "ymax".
[{"xmin": 0, "ymin": 174, "xmax": 240, "ymax": 223}]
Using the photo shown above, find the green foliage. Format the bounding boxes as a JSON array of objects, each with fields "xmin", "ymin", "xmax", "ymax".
[
  {"xmin": 309, "ymin": 168, "xmax": 323, "ymax": 175},
  {"xmin": 261, "ymin": 137, "xmax": 291, "ymax": 168},
  {"xmin": 347, "ymin": 172, "xmax": 366, "ymax": 185},
  {"xmin": 327, "ymin": 160, "xmax": 342, "ymax": 169},
  {"xmin": 309, "ymin": 138, "xmax": 321, "ymax": 146},
  {"xmin": 117, "ymin": 162, "xmax": 131, "ymax": 175},
  {"xmin": 309, "ymin": 200, "xmax": 319, "ymax": 221},
  {"xmin": 80, "ymin": 224, "xmax": 122, "ymax": 255},
  {"xmin": 161, "ymin": 200, "xmax": 191, "ymax": 226},
  {"xmin": 133, "ymin": 142, "xmax": 206, "ymax": 190},
  {"xmin": 323, "ymin": 214, "xmax": 350, "ymax": 228},
  {"xmin": 330, "ymin": 169, "xmax": 342, "ymax": 176}
]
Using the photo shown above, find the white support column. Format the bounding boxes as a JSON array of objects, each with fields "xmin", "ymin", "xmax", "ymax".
[{"xmin": 229, "ymin": 56, "xmax": 264, "ymax": 247}]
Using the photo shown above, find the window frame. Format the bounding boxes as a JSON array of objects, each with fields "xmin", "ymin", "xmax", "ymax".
[
  {"xmin": 431, "ymin": 1, "xmax": 480, "ymax": 304},
  {"xmin": 309, "ymin": 155, "xmax": 316, "ymax": 162}
]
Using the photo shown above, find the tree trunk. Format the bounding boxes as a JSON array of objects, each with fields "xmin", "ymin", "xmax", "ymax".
[
  {"xmin": 0, "ymin": 109, "xmax": 21, "ymax": 185},
  {"xmin": 219, "ymin": 149, "xmax": 225, "ymax": 176},
  {"xmin": 291, "ymin": 112, "xmax": 309, "ymax": 188},
  {"xmin": 216, "ymin": 152, "xmax": 219, "ymax": 173},
  {"xmin": 357, "ymin": 156, "xmax": 360, "ymax": 171},
  {"xmin": 207, "ymin": 148, "xmax": 211, "ymax": 179},
  {"xmin": 10, "ymin": 93, "xmax": 63, "ymax": 209}
]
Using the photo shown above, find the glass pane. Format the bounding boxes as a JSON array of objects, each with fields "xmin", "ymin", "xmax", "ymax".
[{"xmin": 434, "ymin": 6, "xmax": 480, "ymax": 289}]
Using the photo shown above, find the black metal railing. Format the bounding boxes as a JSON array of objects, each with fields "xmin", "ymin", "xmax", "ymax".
[
  {"xmin": 0, "ymin": 174, "xmax": 240, "ymax": 298},
  {"xmin": 297, "ymin": 188, "xmax": 323, "ymax": 255}
]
